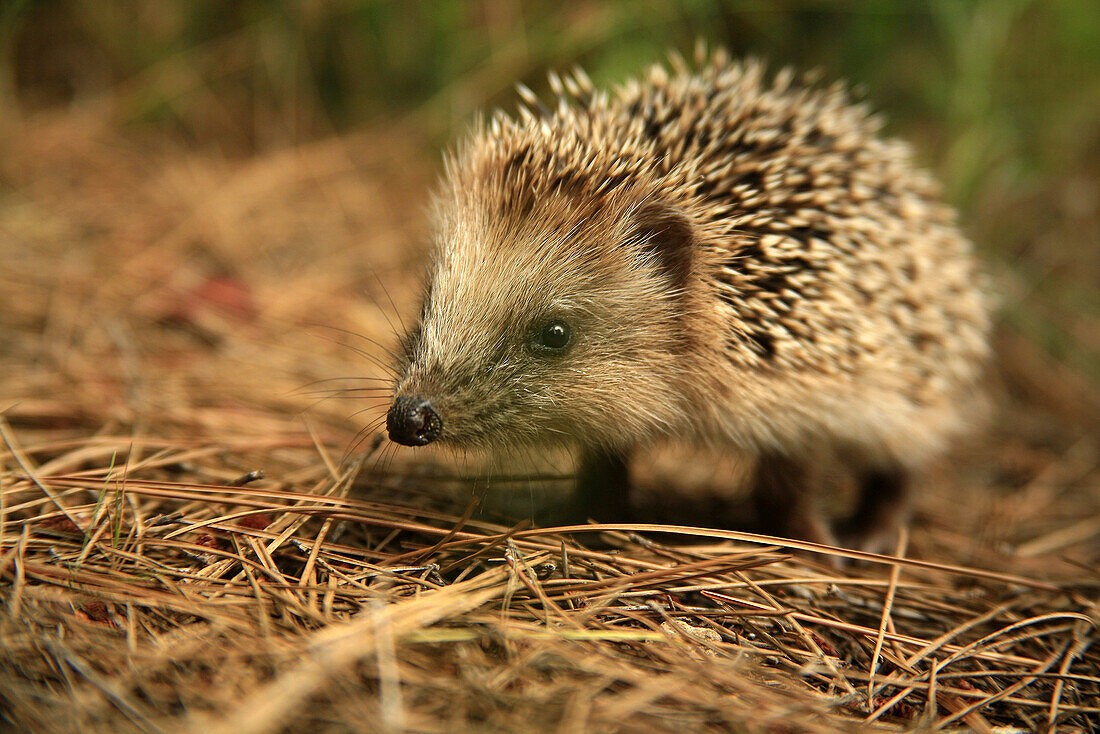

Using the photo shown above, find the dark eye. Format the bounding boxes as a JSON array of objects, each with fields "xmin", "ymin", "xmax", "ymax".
[{"xmin": 533, "ymin": 320, "xmax": 571, "ymax": 352}]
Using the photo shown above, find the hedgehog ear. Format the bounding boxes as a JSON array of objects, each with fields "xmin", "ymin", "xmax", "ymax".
[{"xmin": 631, "ymin": 202, "xmax": 695, "ymax": 290}]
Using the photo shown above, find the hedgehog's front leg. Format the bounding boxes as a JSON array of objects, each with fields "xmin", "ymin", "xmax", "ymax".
[
  {"xmin": 573, "ymin": 449, "xmax": 633, "ymax": 523},
  {"xmin": 836, "ymin": 464, "xmax": 911, "ymax": 554},
  {"xmin": 749, "ymin": 452, "xmax": 836, "ymax": 547}
]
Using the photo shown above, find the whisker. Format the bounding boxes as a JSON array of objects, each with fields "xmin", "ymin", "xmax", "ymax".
[
  {"xmin": 369, "ymin": 268, "xmax": 408, "ymax": 339},
  {"xmin": 298, "ymin": 388, "xmax": 390, "ymax": 400},
  {"xmin": 342, "ymin": 416, "xmax": 387, "ymax": 464},
  {"xmin": 295, "ymin": 375, "xmax": 392, "ymax": 390},
  {"xmin": 306, "ymin": 327, "xmax": 399, "ymax": 378},
  {"xmin": 306, "ymin": 321, "xmax": 402, "ymax": 362},
  {"xmin": 348, "ymin": 402, "xmax": 390, "ymax": 421},
  {"xmin": 373, "ymin": 440, "xmax": 400, "ymax": 478}
]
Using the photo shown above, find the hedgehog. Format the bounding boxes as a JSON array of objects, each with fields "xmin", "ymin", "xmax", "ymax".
[{"xmin": 385, "ymin": 49, "xmax": 990, "ymax": 551}]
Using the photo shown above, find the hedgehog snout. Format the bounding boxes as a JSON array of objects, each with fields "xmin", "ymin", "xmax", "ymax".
[{"xmin": 387, "ymin": 396, "xmax": 443, "ymax": 446}]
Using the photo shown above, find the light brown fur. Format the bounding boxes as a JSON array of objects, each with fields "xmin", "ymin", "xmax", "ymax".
[{"xmin": 390, "ymin": 50, "xmax": 990, "ymax": 549}]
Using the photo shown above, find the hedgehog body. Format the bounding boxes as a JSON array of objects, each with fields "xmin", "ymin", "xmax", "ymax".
[{"xmin": 387, "ymin": 52, "xmax": 990, "ymax": 548}]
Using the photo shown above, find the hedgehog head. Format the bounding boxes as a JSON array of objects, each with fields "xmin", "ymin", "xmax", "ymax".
[{"xmin": 387, "ymin": 126, "xmax": 698, "ymax": 452}]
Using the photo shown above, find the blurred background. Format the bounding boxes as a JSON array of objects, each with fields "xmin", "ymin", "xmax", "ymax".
[{"xmin": 1, "ymin": 1, "xmax": 1097, "ymax": 563}]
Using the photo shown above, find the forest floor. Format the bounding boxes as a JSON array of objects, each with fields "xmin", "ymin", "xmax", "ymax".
[{"xmin": 2, "ymin": 81, "xmax": 1098, "ymax": 732}]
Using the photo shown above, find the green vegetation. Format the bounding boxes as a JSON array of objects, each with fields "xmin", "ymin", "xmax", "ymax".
[{"xmin": 2, "ymin": 0, "xmax": 1097, "ymax": 383}]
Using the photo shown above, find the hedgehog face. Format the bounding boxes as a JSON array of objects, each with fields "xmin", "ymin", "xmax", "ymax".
[{"xmin": 387, "ymin": 191, "xmax": 696, "ymax": 452}]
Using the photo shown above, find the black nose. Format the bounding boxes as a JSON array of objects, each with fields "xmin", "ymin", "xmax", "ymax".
[{"xmin": 387, "ymin": 396, "xmax": 443, "ymax": 446}]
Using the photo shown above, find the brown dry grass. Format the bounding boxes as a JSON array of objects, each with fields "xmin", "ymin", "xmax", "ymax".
[{"xmin": 3, "ymin": 30, "xmax": 1100, "ymax": 734}]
